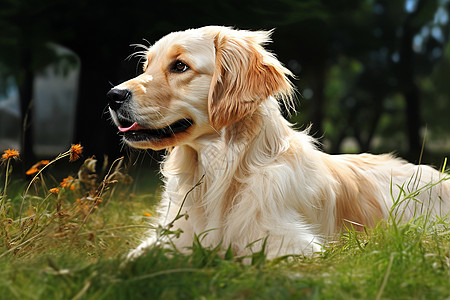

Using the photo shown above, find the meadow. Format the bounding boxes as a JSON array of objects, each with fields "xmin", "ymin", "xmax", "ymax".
[{"xmin": 0, "ymin": 146, "xmax": 449, "ymax": 300}]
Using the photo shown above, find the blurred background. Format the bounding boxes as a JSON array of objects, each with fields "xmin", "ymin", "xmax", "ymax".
[{"xmin": 1, "ymin": 0, "xmax": 449, "ymax": 175}]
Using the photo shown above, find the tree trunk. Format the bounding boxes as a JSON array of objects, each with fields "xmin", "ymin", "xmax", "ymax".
[
  {"xmin": 399, "ymin": 20, "xmax": 421, "ymax": 161},
  {"xmin": 404, "ymin": 82, "xmax": 421, "ymax": 161},
  {"xmin": 360, "ymin": 100, "xmax": 383, "ymax": 153},
  {"xmin": 310, "ymin": 62, "xmax": 326, "ymax": 144},
  {"xmin": 18, "ymin": 47, "xmax": 36, "ymax": 170},
  {"xmin": 397, "ymin": 0, "xmax": 429, "ymax": 161}
]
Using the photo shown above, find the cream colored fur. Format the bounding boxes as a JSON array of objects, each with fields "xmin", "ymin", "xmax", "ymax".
[{"xmin": 108, "ymin": 26, "xmax": 450, "ymax": 259}]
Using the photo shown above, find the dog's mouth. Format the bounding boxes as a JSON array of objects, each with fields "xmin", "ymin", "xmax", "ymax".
[{"xmin": 117, "ymin": 119, "xmax": 194, "ymax": 142}]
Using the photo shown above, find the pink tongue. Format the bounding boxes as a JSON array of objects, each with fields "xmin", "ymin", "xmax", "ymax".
[{"xmin": 118, "ymin": 122, "xmax": 146, "ymax": 132}]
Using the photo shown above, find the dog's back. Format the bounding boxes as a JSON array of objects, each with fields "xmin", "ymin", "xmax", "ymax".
[{"xmin": 321, "ymin": 153, "xmax": 450, "ymax": 231}]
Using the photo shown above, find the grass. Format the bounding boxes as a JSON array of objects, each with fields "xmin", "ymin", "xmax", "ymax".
[{"xmin": 0, "ymin": 147, "xmax": 449, "ymax": 300}]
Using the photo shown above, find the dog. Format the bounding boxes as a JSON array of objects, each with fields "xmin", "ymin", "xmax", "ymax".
[{"xmin": 107, "ymin": 26, "xmax": 450, "ymax": 259}]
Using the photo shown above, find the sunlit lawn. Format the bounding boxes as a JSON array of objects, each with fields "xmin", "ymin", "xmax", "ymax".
[{"xmin": 0, "ymin": 147, "xmax": 449, "ymax": 299}]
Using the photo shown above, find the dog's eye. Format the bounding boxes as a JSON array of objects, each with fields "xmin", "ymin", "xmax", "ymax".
[{"xmin": 172, "ymin": 60, "xmax": 190, "ymax": 73}]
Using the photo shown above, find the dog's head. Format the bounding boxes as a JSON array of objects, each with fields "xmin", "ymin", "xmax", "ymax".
[{"xmin": 107, "ymin": 26, "xmax": 293, "ymax": 150}]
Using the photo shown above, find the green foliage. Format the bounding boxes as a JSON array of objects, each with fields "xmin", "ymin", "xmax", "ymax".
[{"xmin": 0, "ymin": 206, "xmax": 448, "ymax": 299}]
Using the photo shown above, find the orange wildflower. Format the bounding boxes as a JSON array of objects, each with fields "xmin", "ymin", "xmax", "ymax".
[
  {"xmin": 26, "ymin": 167, "xmax": 39, "ymax": 175},
  {"xmin": 49, "ymin": 188, "xmax": 59, "ymax": 194},
  {"xmin": 1, "ymin": 149, "xmax": 20, "ymax": 161},
  {"xmin": 26, "ymin": 160, "xmax": 50, "ymax": 175},
  {"xmin": 144, "ymin": 212, "xmax": 152, "ymax": 217},
  {"xmin": 60, "ymin": 176, "xmax": 76, "ymax": 190},
  {"xmin": 69, "ymin": 144, "xmax": 83, "ymax": 162}
]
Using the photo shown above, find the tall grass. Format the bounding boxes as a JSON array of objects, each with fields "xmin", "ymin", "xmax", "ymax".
[
  {"xmin": 0, "ymin": 148, "xmax": 449, "ymax": 299},
  {"xmin": 0, "ymin": 146, "xmax": 149, "ymax": 260}
]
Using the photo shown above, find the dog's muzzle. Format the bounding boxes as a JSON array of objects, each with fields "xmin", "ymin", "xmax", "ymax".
[{"xmin": 106, "ymin": 87, "xmax": 194, "ymax": 144}]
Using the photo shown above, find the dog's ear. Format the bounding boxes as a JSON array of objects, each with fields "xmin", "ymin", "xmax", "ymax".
[{"xmin": 207, "ymin": 27, "xmax": 294, "ymax": 129}]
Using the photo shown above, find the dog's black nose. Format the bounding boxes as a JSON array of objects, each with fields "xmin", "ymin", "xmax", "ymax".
[{"xmin": 107, "ymin": 88, "xmax": 131, "ymax": 110}]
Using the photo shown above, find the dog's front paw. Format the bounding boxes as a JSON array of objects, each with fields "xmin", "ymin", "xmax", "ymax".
[
  {"xmin": 126, "ymin": 245, "xmax": 145, "ymax": 261},
  {"xmin": 126, "ymin": 238, "xmax": 157, "ymax": 261}
]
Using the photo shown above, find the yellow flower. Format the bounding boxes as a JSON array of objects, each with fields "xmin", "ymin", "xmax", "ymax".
[
  {"xmin": 26, "ymin": 160, "xmax": 50, "ymax": 175},
  {"xmin": 49, "ymin": 188, "xmax": 59, "ymax": 194},
  {"xmin": 1, "ymin": 149, "xmax": 20, "ymax": 161},
  {"xmin": 69, "ymin": 144, "xmax": 83, "ymax": 162}
]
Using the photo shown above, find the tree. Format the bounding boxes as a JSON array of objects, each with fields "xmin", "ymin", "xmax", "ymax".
[{"xmin": 304, "ymin": 0, "xmax": 449, "ymax": 160}]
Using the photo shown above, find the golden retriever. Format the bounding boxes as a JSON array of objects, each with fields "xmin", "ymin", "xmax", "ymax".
[{"xmin": 107, "ymin": 26, "xmax": 450, "ymax": 259}]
